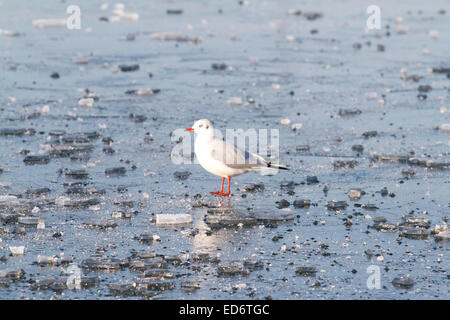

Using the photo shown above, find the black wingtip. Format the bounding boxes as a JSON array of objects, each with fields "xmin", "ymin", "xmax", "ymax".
[{"xmin": 267, "ymin": 162, "xmax": 289, "ymax": 170}]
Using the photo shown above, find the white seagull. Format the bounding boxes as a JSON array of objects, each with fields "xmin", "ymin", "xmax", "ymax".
[{"xmin": 185, "ymin": 119, "xmax": 288, "ymax": 196}]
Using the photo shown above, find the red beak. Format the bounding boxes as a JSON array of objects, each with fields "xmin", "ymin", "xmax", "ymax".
[{"xmin": 185, "ymin": 128, "xmax": 194, "ymax": 131}]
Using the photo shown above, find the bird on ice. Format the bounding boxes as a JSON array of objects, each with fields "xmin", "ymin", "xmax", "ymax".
[{"xmin": 185, "ymin": 119, "xmax": 288, "ymax": 196}]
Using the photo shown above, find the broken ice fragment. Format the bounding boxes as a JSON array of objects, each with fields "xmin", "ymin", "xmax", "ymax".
[
  {"xmin": 338, "ymin": 108, "xmax": 361, "ymax": 116},
  {"xmin": 440, "ymin": 124, "xmax": 450, "ymax": 133},
  {"xmin": 277, "ymin": 199, "xmax": 290, "ymax": 209},
  {"xmin": 295, "ymin": 266, "xmax": 317, "ymax": 276},
  {"xmin": 18, "ymin": 217, "xmax": 44, "ymax": 227},
  {"xmin": 401, "ymin": 168, "xmax": 415, "ymax": 178},
  {"xmin": 401, "ymin": 217, "xmax": 430, "ymax": 229},
  {"xmin": 83, "ymin": 219, "xmax": 117, "ymax": 229},
  {"xmin": 36, "ymin": 255, "xmax": 59, "ymax": 266},
  {"xmin": 227, "ymin": 97, "xmax": 243, "ymax": 106},
  {"xmin": 392, "ymin": 276, "xmax": 414, "ymax": 289},
  {"xmin": 333, "ymin": 160, "xmax": 357, "ymax": 169},
  {"xmin": 78, "ymin": 98, "xmax": 94, "ymax": 107},
  {"xmin": 181, "ymin": 281, "xmax": 200, "ymax": 292},
  {"xmin": 26, "ymin": 187, "xmax": 51, "ymax": 196},
  {"xmin": 119, "ymin": 64, "xmax": 139, "ymax": 72},
  {"xmin": 400, "ymin": 228, "xmax": 429, "ymax": 240},
  {"xmin": 242, "ymin": 183, "xmax": 264, "ymax": 192},
  {"xmin": 150, "ymin": 32, "xmax": 201, "ymax": 43},
  {"xmin": 173, "ymin": 171, "xmax": 191, "ymax": 180},
  {"xmin": 434, "ymin": 230, "xmax": 450, "ymax": 242},
  {"xmin": 212, "ymin": 63, "xmax": 227, "ymax": 70},
  {"xmin": 205, "ymin": 209, "xmax": 257, "ymax": 229},
  {"xmin": 326, "ymin": 201, "xmax": 348, "ymax": 211},
  {"xmin": 125, "ymin": 88, "xmax": 159, "ymax": 96},
  {"xmin": 293, "ymin": 199, "xmax": 311, "ymax": 208},
  {"xmin": 0, "ymin": 128, "xmax": 36, "ymax": 136},
  {"xmin": 361, "ymin": 204, "xmax": 378, "ymax": 211},
  {"xmin": 0, "ymin": 269, "xmax": 25, "ymax": 280},
  {"xmin": 217, "ymin": 262, "xmax": 250, "ymax": 277},
  {"xmin": 81, "ymin": 257, "xmax": 124, "ymax": 272},
  {"xmin": 65, "ymin": 169, "xmax": 89, "ymax": 179},
  {"xmin": 23, "ymin": 155, "xmax": 50, "ymax": 165},
  {"xmin": 137, "ymin": 233, "xmax": 161, "ymax": 243},
  {"xmin": 362, "ymin": 131, "xmax": 378, "ymax": 138},
  {"xmin": 32, "ymin": 19, "xmax": 66, "ymax": 29},
  {"xmin": 156, "ymin": 214, "xmax": 192, "ymax": 226},
  {"xmin": 352, "ymin": 144, "xmax": 364, "ymax": 152},
  {"xmin": 105, "ymin": 167, "xmax": 126, "ymax": 176},
  {"xmin": 347, "ymin": 189, "xmax": 364, "ymax": 201},
  {"xmin": 306, "ymin": 176, "xmax": 319, "ymax": 184},
  {"xmin": 129, "ymin": 258, "xmax": 168, "ymax": 271},
  {"xmin": 10, "ymin": 246, "xmax": 25, "ymax": 255}
]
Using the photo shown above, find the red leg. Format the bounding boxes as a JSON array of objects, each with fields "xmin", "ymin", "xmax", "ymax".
[
  {"xmin": 221, "ymin": 177, "xmax": 231, "ymax": 196},
  {"xmin": 210, "ymin": 177, "xmax": 225, "ymax": 195}
]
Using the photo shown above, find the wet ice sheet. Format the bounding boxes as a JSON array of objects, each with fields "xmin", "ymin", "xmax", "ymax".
[{"xmin": 0, "ymin": 0, "xmax": 449, "ymax": 300}]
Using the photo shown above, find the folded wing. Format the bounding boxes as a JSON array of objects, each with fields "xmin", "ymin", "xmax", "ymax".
[{"xmin": 209, "ymin": 139, "xmax": 268, "ymax": 170}]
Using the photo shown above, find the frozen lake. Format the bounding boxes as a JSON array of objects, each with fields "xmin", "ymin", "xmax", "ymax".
[{"xmin": 0, "ymin": 0, "xmax": 449, "ymax": 299}]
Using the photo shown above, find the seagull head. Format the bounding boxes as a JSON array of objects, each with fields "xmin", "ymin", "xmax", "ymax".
[{"xmin": 185, "ymin": 119, "xmax": 213, "ymax": 137}]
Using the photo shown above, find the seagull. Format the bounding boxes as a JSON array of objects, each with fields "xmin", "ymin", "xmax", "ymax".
[{"xmin": 185, "ymin": 119, "xmax": 288, "ymax": 196}]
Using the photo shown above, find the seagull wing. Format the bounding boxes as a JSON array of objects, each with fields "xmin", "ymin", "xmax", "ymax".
[{"xmin": 209, "ymin": 138, "xmax": 267, "ymax": 170}]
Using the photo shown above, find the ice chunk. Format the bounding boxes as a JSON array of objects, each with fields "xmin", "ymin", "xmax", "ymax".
[
  {"xmin": 434, "ymin": 230, "xmax": 450, "ymax": 242},
  {"xmin": 295, "ymin": 266, "xmax": 317, "ymax": 276},
  {"xmin": 56, "ymin": 196, "xmax": 70, "ymax": 207},
  {"xmin": 23, "ymin": 155, "xmax": 50, "ymax": 165},
  {"xmin": 125, "ymin": 88, "xmax": 159, "ymax": 96},
  {"xmin": 105, "ymin": 167, "xmax": 126, "ymax": 176},
  {"xmin": 156, "ymin": 214, "xmax": 192, "ymax": 226},
  {"xmin": 32, "ymin": 19, "xmax": 66, "ymax": 29},
  {"xmin": 288, "ymin": 9, "xmax": 302, "ymax": 15},
  {"xmin": 113, "ymin": 6, "xmax": 139, "ymax": 21},
  {"xmin": 129, "ymin": 257, "xmax": 167, "ymax": 271},
  {"xmin": 280, "ymin": 118, "xmax": 291, "ymax": 126},
  {"xmin": 78, "ymin": 98, "xmax": 94, "ymax": 107},
  {"xmin": 119, "ymin": 64, "xmax": 139, "ymax": 72},
  {"xmin": 333, "ymin": 160, "xmax": 357, "ymax": 169},
  {"xmin": 150, "ymin": 32, "xmax": 201, "ymax": 43},
  {"xmin": 401, "ymin": 216, "xmax": 430, "ymax": 228},
  {"xmin": 10, "ymin": 246, "xmax": 25, "ymax": 255},
  {"xmin": 0, "ymin": 195, "xmax": 18, "ymax": 203},
  {"xmin": 18, "ymin": 217, "xmax": 44, "ymax": 227},
  {"xmin": 227, "ymin": 97, "xmax": 242, "ymax": 106},
  {"xmin": 0, "ymin": 269, "xmax": 25, "ymax": 280},
  {"xmin": 440, "ymin": 123, "xmax": 450, "ymax": 133},
  {"xmin": 392, "ymin": 276, "xmax": 414, "ymax": 289},
  {"xmin": 293, "ymin": 199, "xmax": 311, "ymax": 208},
  {"xmin": 0, "ymin": 29, "xmax": 20, "ymax": 37},
  {"xmin": 137, "ymin": 234, "xmax": 160, "ymax": 243},
  {"xmin": 37, "ymin": 255, "xmax": 59, "ymax": 266},
  {"xmin": 83, "ymin": 219, "xmax": 117, "ymax": 229},
  {"xmin": 431, "ymin": 222, "xmax": 448, "ymax": 234},
  {"xmin": 173, "ymin": 171, "xmax": 191, "ymax": 180},
  {"xmin": 326, "ymin": 200, "xmax": 348, "ymax": 211},
  {"xmin": 181, "ymin": 281, "xmax": 200, "ymax": 292},
  {"xmin": 0, "ymin": 128, "xmax": 36, "ymax": 136},
  {"xmin": 81, "ymin": 257, "xmax": 125, "ymax": 271},
  {"xmin": 217, "ymin": 262, "xmax": 250, "ymax": 277},
  {"xmin": 347, "ymin": 189, "xmax": 364, "ymax": 201},
  {"xmin": 365, "ymin": 92, "xmax": 378, "ymax": 99}
]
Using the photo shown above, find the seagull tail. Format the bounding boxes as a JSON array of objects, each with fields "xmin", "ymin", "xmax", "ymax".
[{"xmin": 267, "ymin": 162, "xmax": 289, "ymax": 170}]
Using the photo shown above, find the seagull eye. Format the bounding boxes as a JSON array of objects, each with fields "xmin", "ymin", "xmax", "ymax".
[
  {"xmin": 206, "ymin": 125, "xmax": 209, "ymax": 129},
  {"xmin": 199, "ymin": 124, "xmax": 203, "ymax": 128}
]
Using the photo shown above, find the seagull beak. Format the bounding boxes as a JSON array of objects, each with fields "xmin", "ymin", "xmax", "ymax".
[{"xmin": 185, "ymin": 128, "xmax": 194, "ymax": 131}]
